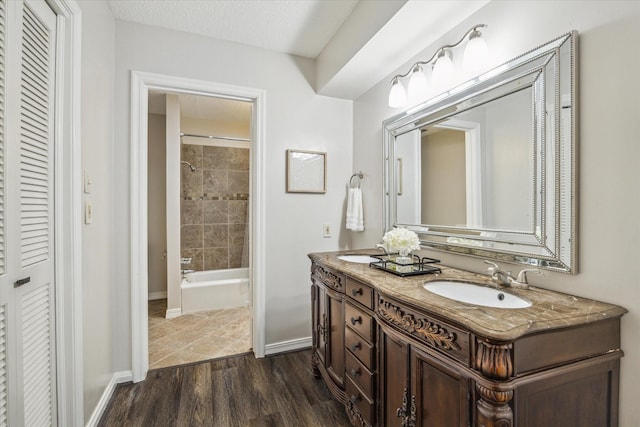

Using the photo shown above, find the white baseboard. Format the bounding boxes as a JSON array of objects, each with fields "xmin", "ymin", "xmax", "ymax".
[
  {"xmin": 148, "ymin": 291, "xmax": 167, "ymax": 300},
  {"xmin": 165, "ymin": 308, "xmax": 181, "ymax": 319},
  {"xmin": 85, "ymin": 370, "xmax": 133, "ymax": 427},
  {"xmin": 264, "ymin": 336, "xmax": 312, "ymax": 355}
]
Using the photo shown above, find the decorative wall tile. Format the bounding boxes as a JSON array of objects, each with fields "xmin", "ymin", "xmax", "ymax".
[
  {"xmin": 203, "ymin": 170, "xmax": 228, "ymax": 195},
  {"xmin": 229, "ymin": 224, "xmax": 247, "ymax": 247},
  {"xmin": 204, "ymin": 247, "xmax": 228, "ymax": 270},
  {"xmin": 202, "ymin": 200, "xmax": 228, "ymax": 224},
  {"xmin": 181, "ymin": 169, "xmax": 202, "ymax": 199},
  {"xmin": 181, "ymin": 199, "xmax": 202, "ymax": 225},
  {"xmin": 181, "ymin": 248, "xmax": 203, "ymax": 271},
  {"xmin": 203, "ymin": 146, "xmax": 228, "ymax": 170},
  {"xmin": 228, "ymin": 200, "xmax": 248, "ymax": 224},
  {"xmin": 229, "ymin": 245, "xmax": 245, "ymax": 269},
  {"xmin": 228, "ymin": 148, "xmax": 250, "ymax": 171},
  {"xmin": 228, "ymin": 171, "xmax": 249, "ymax": 194},
  {"xmin": 204, "ymin": 224, "xmax": 228, "ymax": 247},
  {"xmin": 182, "ymin": 144, "xmax": 203, "ymax": 168},
  {"xmin": 181, "ymin": 144, "xmax": 249, "ymax": 271},
  {"xmin": 181, "ymin": 224, "xmax": 203, "ymax": 250}
]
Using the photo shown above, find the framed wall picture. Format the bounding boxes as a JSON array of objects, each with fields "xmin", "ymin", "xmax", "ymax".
[{"xmin": 286, "ymin": 149, "xmax": 326, "ymax": 193}]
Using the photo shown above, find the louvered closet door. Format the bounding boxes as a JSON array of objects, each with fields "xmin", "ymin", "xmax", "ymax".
[{"xmin": 0, "ymin": 0, "xmax": 57, "ymax": 426}]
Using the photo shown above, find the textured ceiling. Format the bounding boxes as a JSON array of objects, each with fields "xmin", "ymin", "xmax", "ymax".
[{"xmin": 106, "ymin": 0, "xmax": 359, "ymax": 59}]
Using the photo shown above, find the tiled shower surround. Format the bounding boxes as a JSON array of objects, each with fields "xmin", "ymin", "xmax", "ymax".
[{"xmin": 180, "ymin": 143, "xmax": 249, "ymax": 271}]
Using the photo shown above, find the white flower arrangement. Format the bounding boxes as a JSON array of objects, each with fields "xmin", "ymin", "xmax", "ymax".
[{"xmin": 381, "ymin": 227, "xmax": 421, "ymax": 254}]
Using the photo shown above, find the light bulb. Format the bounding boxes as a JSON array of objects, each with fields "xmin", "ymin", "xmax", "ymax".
[
  {"xmin": 431, "ymin": 50, "xmax": 454, "ymax": 91},
  {"xmin": 407, "ymin": 65, "xmax": 428, "ymax": 100},
  {"xmin": 463, "ymin": 29, "xmax": 489, "ymax": 76},
  {"xmin": 388, "ymin": 78, "xmax": 407, "ymax": 108}
]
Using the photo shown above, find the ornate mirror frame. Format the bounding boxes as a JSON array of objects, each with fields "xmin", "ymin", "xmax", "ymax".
[{"xmin": 383, "ymin": 32, "xmax": 577, "ymax": 273}]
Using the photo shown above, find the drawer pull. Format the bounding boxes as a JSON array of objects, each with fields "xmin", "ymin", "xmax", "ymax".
[
  {"xmin": 352, "ymin": 288, "xmax": 363, "ymax": 296},
  {"xmin": 350, "ymin": 342, "xmax": 362, "ymax": 351},
  {"xmin": 350, "ymin": 368, "xmax": 361, "ymax": 378},
  {"xmin": 14, "ymin": 276, "xmax": 31, "ymax": 288},
  {"xmin": 350, "ymin": 394, "xmax": 361, "ymax": 404},
  {"xmin": 350, "ymin": 316, "xmax": 363, "ymax": 325}
]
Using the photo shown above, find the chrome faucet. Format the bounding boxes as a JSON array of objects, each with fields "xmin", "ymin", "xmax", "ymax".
[
  {"xmin": 484, "ymin": 260, "xmax": 541, "ymax": 290},
  {"xmin": 484, "ymin": 260, "xmax": 512, "ymax": 286},
  {"xmin": 376, "ymin": 243, "xmax": 390, "ymax": 257},
  {"xmin": 180, "ymin": 257, "xmax": 192, "ymax": 265}
]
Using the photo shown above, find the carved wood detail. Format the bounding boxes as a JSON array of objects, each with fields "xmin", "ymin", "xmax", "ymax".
[
  {"xmin": 396, "ymin": 388, "xmax": 417, "ymax": 427},
  {"xmin": 318, "ymin": 313, "xmax": 328, "ymax": 343},
  {"xmin": 312, "ymin": 263, "xmax": 343, "ymax": 291},
  {"xmin": 476, "ymin": 384, "xmax": 513, "ymax": 405},
  {"xmin": 378, "ymin": 297, "xmax": 461, "ymax": 351},
  {"xmin": 476, "ymin": 392, "xmax": 513, "ymax": 427},
  {"xmin": 311, "ymin": 351, "xmax": 321, "ymax": 379},
  {"xmin": 476, "ymin": 340, "xmax": 513, "ymax": 380},
  {"xmin": 346, "ymin": 400, "xmax": 371, "ymax": 427}
]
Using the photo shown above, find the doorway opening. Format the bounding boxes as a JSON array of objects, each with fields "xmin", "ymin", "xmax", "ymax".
[
  {"xmin": 130, "ymin": 71, "xmax": 266, "ymax": 382},
  {"xmin": 147, "ymin": 93, "xmax": 253, "ymax": 368}
]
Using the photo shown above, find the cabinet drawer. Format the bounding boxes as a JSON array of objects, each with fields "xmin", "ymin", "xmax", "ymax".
[
  {"xmin": 346, "ymin": 277, "xmax": 374, "ymax": 310},
  {"xmin": 346, "ymin": 302, "xmax": 374, "ymax": 342},
  {"xmin": 346, "ymin": 377, "xmax": 374, "ymax": 426},
  {"xmin": 345, "ymin": 325, "xmax": 375, "ymax": 369},
  {"xmin": 346, "ymin": 350, "xmax": 374, "ymax": 397}
]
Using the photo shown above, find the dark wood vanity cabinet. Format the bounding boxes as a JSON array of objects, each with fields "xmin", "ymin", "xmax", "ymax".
[
  {"xmin": 309, "ymin": 256, "xmax": 626, "ymax": 427},
  {"xmin": 379, "ymin": 324, "xmax": 471, "ymax": 426},
  {"xmin": 311, "ymin": 263, "xmax": 346, "ymax": 395},
  {"xmin": 376, "ymin": 294, "xmax": 623, "ymax": 427},
  {"xmin": 378, "ymin": 297, "xmax": 471, "ymax": 427},
  {"xmin": 344, "ymin": 277, "xmax": 377, "ymax": 426}
]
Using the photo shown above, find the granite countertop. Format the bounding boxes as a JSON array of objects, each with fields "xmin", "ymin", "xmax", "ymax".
[{"xmin": 308, "ymin": 250, "xmax": 628, "ymax": 341}]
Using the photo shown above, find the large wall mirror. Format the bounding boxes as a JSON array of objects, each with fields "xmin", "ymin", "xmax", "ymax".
[{"xmin": 383, "ymin": 32, "xmax": 577, "ymax": 273}]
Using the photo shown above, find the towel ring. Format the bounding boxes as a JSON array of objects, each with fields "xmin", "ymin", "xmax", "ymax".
[{"xmin": 349, "ymin": 172, "xmax": 364, "ymax": 189}]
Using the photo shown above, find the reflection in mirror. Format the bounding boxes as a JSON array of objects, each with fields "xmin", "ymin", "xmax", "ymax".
[
  {"xmin": 384, "ymin": 32, "xmax": 577, "ymax": 273},
  {"xmin": 399, "ymin": 87, "xmax": 533, "ymax": 232}
]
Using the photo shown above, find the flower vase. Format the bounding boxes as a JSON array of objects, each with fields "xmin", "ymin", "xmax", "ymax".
[{"xmin": 395, "ymin": 248, "xmax": 412, "ymax": 266}]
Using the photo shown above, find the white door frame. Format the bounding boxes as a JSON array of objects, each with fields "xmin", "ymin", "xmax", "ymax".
[
  {"xmin": 47, "ymin": 0, "xmax": 83, "ymax": 425},
  {"xmin": 130, "ymin": 71, "xmax": 266, "ymax": 382}
]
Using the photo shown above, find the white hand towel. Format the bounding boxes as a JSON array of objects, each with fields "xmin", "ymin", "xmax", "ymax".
[{"xmin": 346, "ymin": 188, "xmax": 364, "ymax": 231}]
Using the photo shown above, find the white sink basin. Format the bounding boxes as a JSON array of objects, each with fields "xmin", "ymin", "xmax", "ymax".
[
  {"xmin": 423, "ymin": 281, "xmax": 531, "ymax": 309},
  {"xmin": 337, "ymin": 255, "xmax": 379, "ymax": 264}
]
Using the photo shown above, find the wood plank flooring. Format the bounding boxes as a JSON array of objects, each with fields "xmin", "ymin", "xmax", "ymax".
[{"xmin": 98, "ymin": 349, "xmax": 353, "ymax": 427}]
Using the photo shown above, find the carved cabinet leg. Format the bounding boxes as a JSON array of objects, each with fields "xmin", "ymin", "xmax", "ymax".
[
  {"xmin": 311, "ymin": 351, "xmax": 321, "ymax": 379},
  {"xmin": 476, "ymin": 385, "xmax": 513, "ymax": 427}
]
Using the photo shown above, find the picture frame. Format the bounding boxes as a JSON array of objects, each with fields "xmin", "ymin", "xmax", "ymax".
[{"xmin": 286, "ymin": 149, "xmax": 326, "ymax": 193}]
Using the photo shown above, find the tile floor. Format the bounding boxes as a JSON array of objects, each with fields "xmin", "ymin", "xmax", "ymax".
[{"xmin": 148, "ymin": 299, "xmax": 252, "ymax": 369}]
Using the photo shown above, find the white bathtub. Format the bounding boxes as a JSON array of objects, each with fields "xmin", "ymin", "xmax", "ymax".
[{"xmin": 181, "ymin": 267, "xmax": 250, "ymax": 314}]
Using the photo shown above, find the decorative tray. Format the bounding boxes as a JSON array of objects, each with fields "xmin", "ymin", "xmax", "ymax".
[{"xmin": 370, "ymin": 255, "xmax": 441, "ymax": 277}]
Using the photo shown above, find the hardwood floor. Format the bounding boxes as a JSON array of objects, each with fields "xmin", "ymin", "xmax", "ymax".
[{"xmin": 98, "ymin": 349, "xmax": 352, "ymax": 427}]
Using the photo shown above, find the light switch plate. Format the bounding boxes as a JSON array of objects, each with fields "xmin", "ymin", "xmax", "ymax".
[
  {"xmin": 85, "ymin": 202, "xmax": 93, "ymax": 224},
  {"xmin": 323, "ymin": 223, "xmax": 331, "ymax": 238},
  {"xmin": 84, "ymin": 170, "xmax": 92, "ymax": 194}
]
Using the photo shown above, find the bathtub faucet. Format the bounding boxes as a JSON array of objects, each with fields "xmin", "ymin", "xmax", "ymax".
[{"xmin": 180, "ymin": 257, "xmax": 192, "ymax": 265}]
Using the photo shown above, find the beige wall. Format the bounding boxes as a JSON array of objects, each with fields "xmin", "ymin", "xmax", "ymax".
[
  {"xmin": 113, "ymin": 20, "xmax": 353, "ymax": 369},
  {"xmin": 421, "ymin": 129, "xmax": 466, "ymax": 225},
  {"xmin": 147, "ymin": 113, "xmax": 167, "ymax": 298},
  {"xmin": 78, "ymin": 0, "xmax": 115, "ymax": 422},
  {"xmin": 352, "ymin": 2, "xmax": 640, "ymax": 425}
]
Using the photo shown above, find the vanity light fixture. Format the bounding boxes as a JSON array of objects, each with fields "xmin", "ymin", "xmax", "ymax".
[
  {"xmin": 387, "ymin": 24, "xmax": 489, "ymax": 108},
  {"xmin": 388, "ymin": 76, "xmax": 407, "ymax": 108}
]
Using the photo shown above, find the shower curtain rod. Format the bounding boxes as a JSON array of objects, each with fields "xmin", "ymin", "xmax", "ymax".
[{"xmin": 180, "ymin": 132, "xmax": 250, "ymax": 143}]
